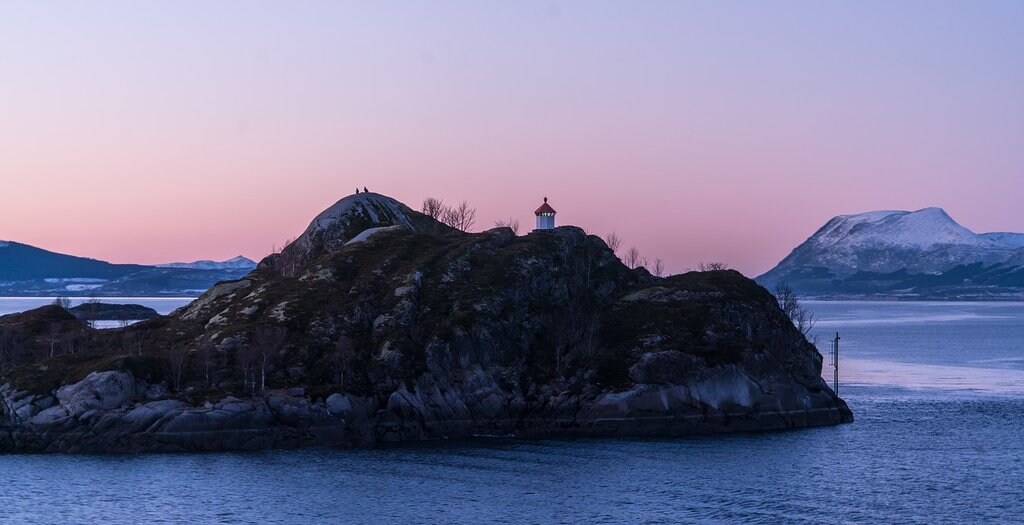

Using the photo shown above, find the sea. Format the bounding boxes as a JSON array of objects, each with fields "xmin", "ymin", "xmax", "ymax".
[{"xmin": 1, "ymin": 298, "xmax": 1022, "ymax": 525}]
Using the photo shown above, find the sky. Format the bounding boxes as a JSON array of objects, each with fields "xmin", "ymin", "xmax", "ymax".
[{"xmin": 1, "ymin": 2, "xmax": 1022, "ymax": 276}]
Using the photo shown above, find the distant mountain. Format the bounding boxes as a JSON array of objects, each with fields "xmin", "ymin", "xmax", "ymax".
[
  {"xmin": 0, "ymin": 241, "xmax": 254, "ymax": 297},
  {"xmin": 0, "ymin": 241, "xmax": 146, "ymax": 282},
  {"xmin": 158, "ymin": 256, "xmax": 257, "ymax": 271},
  {"xmin": 757, "ymin": 208, "xmax": 1024, "ymax": 300}
]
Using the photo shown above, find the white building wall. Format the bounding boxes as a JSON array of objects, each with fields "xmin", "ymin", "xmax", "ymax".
[{"xmin": 536, "ymin": 215, "xmax": 555, "ymax": 230}]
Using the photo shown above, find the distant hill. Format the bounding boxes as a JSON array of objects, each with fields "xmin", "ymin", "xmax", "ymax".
[
  {"xmin": 157, "ymin": 256, "xmax": 257, "ymax": 271},
  {"xmin": 757, "ymin": 208, "xmax": 1024, "ymax": 300},
  {"xmin": 0, "ymin": 241, "xmax": 254, "ymax": 297},
  {"xmin": 0, "ymin": 241, "xmax": 146, "ymax": 281}
]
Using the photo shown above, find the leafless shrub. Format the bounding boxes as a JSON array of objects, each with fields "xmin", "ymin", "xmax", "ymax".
[
  {"xmin": 46, "ymin": 322, "xmax": 62, "ymax": 358},
  {"xmin": 168, "ymin": 348, "xmax": 188, "ymax": 392},
  {"xmin": 441, "ymin": 200, "xmax": 477, "ymax": 232},
  {"xmin": 332, "ymin": 334, "xmax": 353, "ymax": 388},
  {"xmin": 195, "ymin": 337, "xmax": 215, "ymax": 386},
  {"xmin": 251, "ymin": 326, "xmax": 288, "ymax": 393},
  {"xmin": 494, "ymin": 217, "xmax": 520, "ymax": 235},
  {"xmin": 122, "ymin": 330, "xmax": 145, "ymax": 356},
  {"xmin": 698, "ymin": 261, "xmax": 730, "ymax": 271},
  {"xmin": 52, "ymin": 296, "xmax": 72, "ymax": 310},
  {"xmin": 421, "ymin": 197, "xmax": 445, "ymax": 219},
  {"xmin": 653, "ymin": 258, "xmax": 665, "ymax": 277},
  {"xmin": 604, "ymin": 232, "xmax": 623, "ymax": 254},
  {"xmin": 624, "ymin": 246, "xmax": 642, "ymax": 269},
  {"xmin": 774, "ymin": 282, "xmax": 816, "ymax": 337}
]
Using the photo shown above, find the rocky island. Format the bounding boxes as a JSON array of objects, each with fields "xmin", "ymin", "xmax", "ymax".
[{"xmin": 0, "ymin": 193, "xmax": 851, "ymax": 453}]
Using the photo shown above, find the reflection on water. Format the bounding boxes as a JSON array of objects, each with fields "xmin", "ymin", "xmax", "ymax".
[
  {"xmin": 841, "ymin": 358, "xmax": 1024, "ymax": 395},
  {"xmin": 808, "ymin": 301, "xmax": 1024, "ymax": 376}
]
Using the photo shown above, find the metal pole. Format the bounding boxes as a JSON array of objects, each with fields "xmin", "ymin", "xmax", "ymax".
[{"xmin": 833, "ymin": 332, "xmax": 840, "ymax": 395}]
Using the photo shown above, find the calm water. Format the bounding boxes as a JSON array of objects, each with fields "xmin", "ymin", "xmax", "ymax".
[
  {"xmin": 0, "ymin": 297, "xmax": 194, "ymax": 329},
  {"xmin": 1, "ymin": 301, "xmax": 1022, "ymax": 524},
  {"xmin": 0, "ymin": 297, "xmax": 194, "ymax": 317}
]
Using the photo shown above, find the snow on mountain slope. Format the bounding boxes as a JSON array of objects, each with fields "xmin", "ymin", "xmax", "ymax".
[
  {"xmin": 758, "ymin": 207, "xmax": 1024, "ymax": 291},
  {"xmin": 980, "ymin": 232, "xmax": 1024, "ymax": 248},
  {"xmin": 808, "ymin": 207, "xmax": 989, "ymax": 251},
  {"xmin": 158, "ymin": 256, "xmax": 257, "ymax": 270}
]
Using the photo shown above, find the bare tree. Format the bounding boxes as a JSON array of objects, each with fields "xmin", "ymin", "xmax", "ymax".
[
  {"xmin": 84, "ymin": 298, "xmax": 102, "ymax": 329},
  {"xmin": 698, "ymin": 261, "xmax": 730, "ymax": 271},
  {"xmin": 274, "ymin": 238, "xmax": 300, "ymax": 277},
  {"xmin": 332, "ymin": 334, "xmax": 353, "ymax": 388},
  {"xmin": 494, "ymin": 217, "xmax": 520, "ymax": 235},
  {"xmin": 441, "ymin": 200, "xmax": 477, "ymax": 232},
  {"xmin": 624, "ymin": 246, "xmax": 642, "ymax": 269},
  {"xmin": 52, "ymin": 296, "xmax": 72, "ymax": 310},
  {"xmin": 252, "ymin": 326, "xmax": 288, "ymax": 393},
  {"xmin": 46, "ymin": 322, "xmax": 63, "ymax": 358},
  {"xmin": 421, "ymin": 197, "xmax": 445, "ymax": 219},
  {"xmin": 774, "ymin": 282, "xmax": 816, "ymax": 337},
  {"xmin": 653, "ymin": 258, "xmax": 665, "ymax": 277},
  {"xmin": 195, "ymin": 337, "xmax": 215, "ymax": 387},
  {"xmin": 604, "ymin": 232, "xmax": 623, "ymax": 254},
  {"xmin": 167, "ymin": 348, "xmax": 188, "ymax": 392},
  {"xmin": 237, "ymin": 344, "xmax": 259, "ymax": 395}
]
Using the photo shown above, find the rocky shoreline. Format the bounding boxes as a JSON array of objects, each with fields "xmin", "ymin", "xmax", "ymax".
[
  {"xmin": 1, "ymin": 365, "xmax": 848, "ymax": 453},
  {"xmin": 0, "ymin": 193, "xmax": 851, "ymax": 453}
]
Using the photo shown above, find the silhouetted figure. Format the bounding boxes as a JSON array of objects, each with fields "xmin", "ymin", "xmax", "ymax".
[
  {"xmin": 355, "ymin": 188, "xmax": 360, "ymax": 194},
  {"xmin": 363, "ymin": 186, "xmax": 369, "ymax": 193}
]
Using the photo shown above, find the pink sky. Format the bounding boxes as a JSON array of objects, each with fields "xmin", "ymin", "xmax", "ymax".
[{"xmin": 1, "ymin": 2, "xmax": 1022, "ymax": 276}]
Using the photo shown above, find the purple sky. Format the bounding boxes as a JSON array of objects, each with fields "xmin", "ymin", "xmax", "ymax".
[{"xmin": 1, "ymin": 2, "xmax": 1022, "ymax": 276}]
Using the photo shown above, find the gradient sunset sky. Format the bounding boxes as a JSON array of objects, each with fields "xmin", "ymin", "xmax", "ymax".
[{"xmin": 2, "ymin": 2, "xmax": 1022, "ymax": 276}]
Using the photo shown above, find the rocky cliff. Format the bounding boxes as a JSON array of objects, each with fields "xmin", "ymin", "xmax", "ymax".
[{"xmin": 0, "ymin": 193, "xmax": 851, "ymax": 453}]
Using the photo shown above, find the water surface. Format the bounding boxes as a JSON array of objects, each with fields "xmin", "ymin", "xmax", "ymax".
[{"xmin": 1, "ymin": 301, "xmax": 1021, "ymax": 524}]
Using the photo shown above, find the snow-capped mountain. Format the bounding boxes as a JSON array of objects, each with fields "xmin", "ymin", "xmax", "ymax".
[
  {"xmin": 757, "ymin": 208, "xmax": 1024, "ymax": 299},
  {"xmin": 158, "ymin": 256, "xmax": 257, "ymax": 271}
]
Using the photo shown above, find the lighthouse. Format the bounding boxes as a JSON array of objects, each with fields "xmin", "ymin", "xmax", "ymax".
[{"xmin": 534, "ymin": 197, "xmax": 557, "ymax": 230}]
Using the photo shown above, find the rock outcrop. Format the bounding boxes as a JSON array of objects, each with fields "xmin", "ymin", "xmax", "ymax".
[{"xmin": 0, "ymin": 193, "xmax": 851, "ymax": 453}]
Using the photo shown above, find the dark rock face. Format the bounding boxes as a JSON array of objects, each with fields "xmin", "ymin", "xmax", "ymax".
[{"xmin": 0, "ymin": 194, "xmax": 851, "ymax": 453}]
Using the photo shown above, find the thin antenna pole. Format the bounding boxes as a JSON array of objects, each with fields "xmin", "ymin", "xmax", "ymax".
[{"xmin": 831, "ymin": 332, "xmax": 840, "ymax": 394}]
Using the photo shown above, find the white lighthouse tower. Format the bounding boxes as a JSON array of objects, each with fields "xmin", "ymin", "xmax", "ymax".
[{"xmin": 534, "ymin": 197, "xmax": 557, "ymax": 230}]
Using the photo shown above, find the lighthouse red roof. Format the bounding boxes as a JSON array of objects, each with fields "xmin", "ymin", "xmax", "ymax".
[{"xmin": 534, "ymin": 197, "xmax": 557, "ymax": 215}]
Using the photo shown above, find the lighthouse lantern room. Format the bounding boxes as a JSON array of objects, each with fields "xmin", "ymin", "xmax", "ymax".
[{"xmin": 534, "ymin": 197, "xmax": 557, "ymax": 230}]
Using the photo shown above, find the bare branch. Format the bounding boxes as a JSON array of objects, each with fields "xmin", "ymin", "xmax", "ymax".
[
  {"xmin": 494, "ymin": 217, "xmax": 520, "ymax": 235},
  {"xmin": 441, "ymin": 200, "xmax": 477, "ymax": 232},
  {"xmin": 774, "ymin": 282, "xmax": 816, "ymax": 337},
  {"xmin": 604, "ymin": 232, "xmax": 623, "ymax": 254},
  {"xmin": 624, "ymin": 246, "xmax": 641, "ymax": 269},
  {"xmin": 698, "ymin": 261, "xmax": 730, "ymax": 271},
  {"xmin": 421, "ymin": 197, "xmax": 445, "ymax": 219}
]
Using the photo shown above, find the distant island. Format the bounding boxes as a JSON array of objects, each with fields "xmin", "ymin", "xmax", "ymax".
[
  {"xmin": 67, "ymin": 302, "xmax": 160, "ymax": 322},
  {"xmin": 0, "ymin": 193, "xmax": 849, "ymax": 453},
  {"xmin": 0, "ymin": 241, "xmax": 255, "ymax": 297},
  {"xmin": 758, "ymin": 207, "xmax": 1024, "ymax": 300}
]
